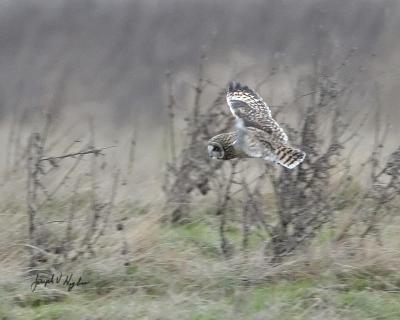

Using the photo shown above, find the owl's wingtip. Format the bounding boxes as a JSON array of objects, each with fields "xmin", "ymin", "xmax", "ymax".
[
  {"xmin": 228, "ymin": 81, "xmax": 251, "ymax": 93},
  {"xmin": 228, "ymin": 81, "xmax": 238, "ymax": 91}
]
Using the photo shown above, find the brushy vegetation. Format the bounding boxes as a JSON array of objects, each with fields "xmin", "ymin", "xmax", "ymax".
[
  {"xmin": 1, "ymin": 49, "xmax": 400, "ymax": 320},
  {"xmin": 2, "ymin": 205, "xmax": 400, "ymax": 320}
]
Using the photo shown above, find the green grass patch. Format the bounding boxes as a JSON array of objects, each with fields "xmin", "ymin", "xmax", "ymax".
[
  {"xmin": 337, "ymin": 291, "xmax": 400, "ymax": 320},
  {"xmin": 167, "ymin": 219, "xmax": 221, "ymax": 257},
  {"xmin": 246, "ymin": 280, "xmax": 315, "ymax": 313}
]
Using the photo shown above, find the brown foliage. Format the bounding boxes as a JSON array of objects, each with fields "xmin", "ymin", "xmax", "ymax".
[{"xmin": 163, "ymin": 53, "xmax": 400, "ymax": 262}]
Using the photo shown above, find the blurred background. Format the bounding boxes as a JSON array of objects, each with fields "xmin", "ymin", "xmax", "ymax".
[
  {"xmin": 1, "ymin": 1, "xmax": 400, "ymax": 319},
  {"xmin": 0, "ymin": 0, "xmax": 399, "ymax": 179}
]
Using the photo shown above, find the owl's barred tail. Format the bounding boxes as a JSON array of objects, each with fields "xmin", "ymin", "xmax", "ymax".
[{"xmin": 275, "ymin": 145, "xmax": 306, "ymax": 169}]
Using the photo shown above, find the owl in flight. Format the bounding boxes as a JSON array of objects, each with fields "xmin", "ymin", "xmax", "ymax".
[{"xmin": 207, "ymin": 81, "xmax": 306, "ymax": 169}]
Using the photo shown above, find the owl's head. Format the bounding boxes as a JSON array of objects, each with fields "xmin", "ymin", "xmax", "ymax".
[{"xmin": 207, "ymin": 141, "xmax": 225, "ymax": 159}]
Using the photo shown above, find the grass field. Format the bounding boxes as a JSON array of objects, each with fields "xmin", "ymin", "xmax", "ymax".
[{"xmin": 2, "ymin": 198, "xmax": 400, "ymax": 320}]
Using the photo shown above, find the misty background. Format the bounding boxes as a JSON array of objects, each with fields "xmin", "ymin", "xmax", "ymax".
[
  {"xmin": 0, "ymin": 0, "xmax": 399, "ymax": 183},
  {"xmin": 2, "ymin": 2, "xmax": 400, "ymax": 318}
]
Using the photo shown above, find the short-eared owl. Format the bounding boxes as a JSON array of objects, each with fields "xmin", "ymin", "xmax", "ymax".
[{"xmin": 208, "ymin": 81, "xmax": 306, "ymax": 169}]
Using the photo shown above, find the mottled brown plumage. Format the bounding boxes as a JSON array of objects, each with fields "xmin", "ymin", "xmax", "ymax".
[{"xmin": 207, "ymin": 81, "xmax": 306, "ymax": 169}]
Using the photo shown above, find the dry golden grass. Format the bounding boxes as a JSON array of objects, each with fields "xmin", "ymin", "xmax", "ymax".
[{"xmin": 0, "ymin": 130, "xmax": 399, "ymax": 320}]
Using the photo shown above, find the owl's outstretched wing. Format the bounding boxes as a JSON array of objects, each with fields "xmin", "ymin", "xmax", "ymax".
[
  {"xmin": 227, "ymin": 81, "xmax": 288, "ymax": 144},
  {"xmin": 235, "ymin": 120, "xmax": 306, "ymax": 169},
  {"xmin": 234, "ymin": 119, "xmax": 265, "ymax": 158}
]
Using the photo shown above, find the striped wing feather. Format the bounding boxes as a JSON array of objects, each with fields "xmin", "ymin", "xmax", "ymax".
[{"xmin": 226, "ymin": 81, "xmax": 288, "ymax": 144}]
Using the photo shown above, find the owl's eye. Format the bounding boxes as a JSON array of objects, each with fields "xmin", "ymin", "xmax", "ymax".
[{"xmin": 208, "ymin": 143, "xmax": 224, "ymax": 159}]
